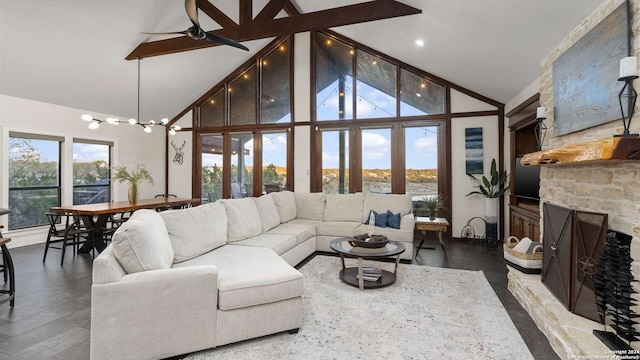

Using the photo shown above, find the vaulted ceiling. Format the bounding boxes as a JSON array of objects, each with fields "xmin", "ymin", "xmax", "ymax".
[{"xmin": 0, "ymin": 0, "xmax": 606, "ymax": 123}]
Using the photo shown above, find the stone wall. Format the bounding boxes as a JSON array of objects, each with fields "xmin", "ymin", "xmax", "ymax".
[
  {"xmin": 510, "ymin": 0, "xmax": 640, "ymax": 356},
  {"xmin": 538, "ymin": 0, "xmax": 640, "ymax": 272}
]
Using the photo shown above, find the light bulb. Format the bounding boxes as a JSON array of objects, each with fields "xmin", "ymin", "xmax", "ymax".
[
  {"xmin": 81, "ymin": 114, "xmax": 93, "ymax": 122},
  {"xmin": 106, "ymin": 117, "xmax": 119, "ymax": 125},
  {"xmin": 148, "ymin": 120, "xmax": 156, "ymax": 125},
  {"xmin": 129, "ymin": 118, "xmax": 137, "ymax": 125},
  {"xmin": 88, "ymin": 121, "xmax": 100, "ymax": 130},
  {"xmin": 161, "ymin": 118, "xmax": 169, "ymax": 125},
  {"xmin": 143, "ymin": 126, "xmax": 152, "ymax": 133},
  {"xmin": 173, "ymin": 125, "xmax": 181, "ymax": 131},
  {"xmin": 169, "ymin": 129, "xmax": 176, "ymax": 136}
]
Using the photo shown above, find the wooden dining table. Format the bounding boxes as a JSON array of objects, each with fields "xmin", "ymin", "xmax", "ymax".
[{"xmin": 51, "ymin": 198, "xmax": 201, "ymax": 253}]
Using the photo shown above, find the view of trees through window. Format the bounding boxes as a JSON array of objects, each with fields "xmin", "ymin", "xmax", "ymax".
[
  {"xmin": 201, "ymin": 134, "xmax": 224, "ymax": 203},
  {"xmin": 361, "ymin": 128, "xmax": 391, "ymax": 193},
  {"xmin": 322, "ymin": 130, "xmax": 349, "ymax": 194},
  {"xmin": 8, "ymin": 136, "xmax": 61, "ymax": 229},
  {"xmin": 262, "ymin": 132, "xmax": 287, "ymax": 192},
  {"xmin": 73, "ymin": 142, "xmax": 111, "ymax": 205}
]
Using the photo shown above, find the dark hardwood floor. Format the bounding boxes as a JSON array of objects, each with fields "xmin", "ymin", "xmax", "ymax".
[{"xmin": 0, "ymin": 234, "xmax": 558, "ymax": 360}]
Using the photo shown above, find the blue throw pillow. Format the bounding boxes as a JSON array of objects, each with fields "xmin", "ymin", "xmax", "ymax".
[
  {"xmin": 386, "ymin": 210, "xmax": 401, "ymax": 229},
  {"xmin": 364, "ymin": 210, "xmax": 388, "ymax": 228}
]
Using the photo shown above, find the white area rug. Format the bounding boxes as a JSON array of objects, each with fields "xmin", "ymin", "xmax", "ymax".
[{"xmin": 185, "ymin": 256, "xmax": 534, "ymax": 360}]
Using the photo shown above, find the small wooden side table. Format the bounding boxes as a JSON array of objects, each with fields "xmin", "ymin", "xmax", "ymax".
[{"xmin": 415, "ymin": 217, "xmax": 449, "ymax": 259}]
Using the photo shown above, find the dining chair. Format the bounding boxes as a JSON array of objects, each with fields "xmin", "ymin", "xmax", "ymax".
[{"xmin": 43, "ymin": 212, "xmax": 92, "ymax": 265}]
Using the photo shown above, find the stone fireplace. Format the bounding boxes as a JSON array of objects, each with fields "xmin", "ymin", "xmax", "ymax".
[{"xmin": 507, "ymin": 0, "xmax": 640, "ymax": 357}]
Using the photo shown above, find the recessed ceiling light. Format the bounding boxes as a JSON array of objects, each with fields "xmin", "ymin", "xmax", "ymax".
[{"xmin": 415, "ymin": 39, "xmax": 425, "ymax": 47}]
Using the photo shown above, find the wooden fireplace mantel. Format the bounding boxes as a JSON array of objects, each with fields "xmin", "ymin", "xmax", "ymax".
[{"xmin": 521, "ymin": 137, "xmax": 640, "ymax": 166}]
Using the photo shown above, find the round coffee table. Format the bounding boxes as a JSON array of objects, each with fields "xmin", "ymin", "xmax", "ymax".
[{"xmin": 330, "ymin": 238, "xmax": 406, "ymax": 291}]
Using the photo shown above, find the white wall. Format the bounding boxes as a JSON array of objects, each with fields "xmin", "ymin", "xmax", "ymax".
[
  {"xmin": 168, "ymin": 111, "xmax": 193, "ymax": 197},
  {"xmin": 293, "ymin": 32, "xmax": 312, "ymax": 192},
  {"xmin": 451, "ymin": 89, "xmax": 497, "ymax": 113},
  {"xmin": 0, "ymin": 95, "xmax": 165, "ymax": 248}
]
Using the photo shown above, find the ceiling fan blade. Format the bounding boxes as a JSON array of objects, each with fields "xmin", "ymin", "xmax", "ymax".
[
  {"xmin": 142, "ymin": 31, "xmax": 187, "ymax": 36},
  {"xmin": 204, "ymin": 33, "xmax": 249, "ymax": 51},
  {"xmin": 185, "ymin": 0, "xmax": 200, "ymax": 28}
]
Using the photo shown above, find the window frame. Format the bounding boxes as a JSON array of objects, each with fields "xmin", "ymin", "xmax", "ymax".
[
  {"xmin": 72, "ymin": 138, "xmax": 113, "ymax": 205},
  {"xmin": 7, "ymin": 132, "xmax": 63, "ymax": 230}
]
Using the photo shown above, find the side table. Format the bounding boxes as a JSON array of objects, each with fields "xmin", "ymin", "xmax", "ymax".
[{"xmin": 415, "ymin": 217, "xmax": 449, "ymax": 259}]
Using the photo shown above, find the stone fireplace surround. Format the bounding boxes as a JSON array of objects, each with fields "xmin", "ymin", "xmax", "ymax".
[{"xmin": 507, "ymin": 0, "xmax": 640, "ymax": 357}]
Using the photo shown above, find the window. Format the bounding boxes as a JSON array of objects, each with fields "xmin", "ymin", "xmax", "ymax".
[
  {"xmin": 201, "ymin": 134, "xmax": 224, "ymax": 203},
  {"xmin": 230, "ymin": 133, "xmax": 254, "ymax": 197},
  {"xmin": 321, "ymin": 129, "xmax": 349, "ymax": 194},
  {"xmin": 261, "ymin": 39, "xmax": 292, "ymax": 124},
  {"xmin": 405, "ymin": 126, "xmax": 438, "ymax": 198},
  {"xmin": 361, "ymin": 128, "xmax": 391, "ymax": 193},
  {"xmin": 356, "ymin": 51, "xmax": 397, "ymax": 118},
  {"xmin": 262, "ymin": 132, "xmax": 287, "ymax": 192},
  {"xmin": 8, "ymin": 133, "xmax": 62, "ymax": 229},
  {"xmin": 400, "ymin": 69, "xmax": 445, "ymax": 116},
  {"xmin": 316, "ymin": 33, "xmax": 354, "ymax": 121},
  {"xmin": 200, "ymin": 89, "xmax": 225, "ymax": 127},
  {"xmin": 73, "ymin": 140, "xmax": 112, "ymax": 205},
  {"xmin": 229, "ymin": 67, "xmax": 257, "ymax": 126}
]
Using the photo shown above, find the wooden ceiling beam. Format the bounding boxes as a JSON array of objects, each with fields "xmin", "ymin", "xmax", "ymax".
[
  {"xmin": 254, "ymin": 0, "xmax": 290, "ymax": 23},
  {"xmin": 283, "ymin": 1, "xmax": 300, "ymax": 17},
  {"xmin": 240, "ymin": 0, "xmax": 253, "ymax": 25},
  {"xmin": 125, "ymin": 0, "xmax": 421, "ymax": 60},
  {"xmin": 196, "ymin": 0, "xmax": 238, "ymax": 30}
]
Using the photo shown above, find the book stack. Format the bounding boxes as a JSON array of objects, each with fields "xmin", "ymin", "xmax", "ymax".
[{"xmin": 357, "ymin": 267, "xmax": 383, "ymax": 282}]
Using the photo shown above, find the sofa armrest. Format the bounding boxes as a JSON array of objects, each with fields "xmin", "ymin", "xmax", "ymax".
[
  {"xmin": 90, "ymin": 265, "xmax": 219, "ymax": 360},
  {"xmin": 400, "ymin": 213, "xmax": 415, "ymax": 231}
]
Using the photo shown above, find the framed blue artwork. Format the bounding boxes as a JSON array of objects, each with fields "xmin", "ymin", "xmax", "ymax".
[
  {"xmin": 552, "ymin": 1, "xmax": 630, "ymax": 136},
  {"xmin": 465, "ymin": 127, "xmax": 483, "ymax": 174}
]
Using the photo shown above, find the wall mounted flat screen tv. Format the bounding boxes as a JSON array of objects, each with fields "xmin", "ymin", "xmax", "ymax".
[{"xmin": 514, "ymin": 157, "xmax": 541, "ymax": 200}]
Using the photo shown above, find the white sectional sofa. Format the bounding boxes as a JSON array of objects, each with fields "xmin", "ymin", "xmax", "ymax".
[{"xmin": 90, "ymin": 191, "xmax": 414, "ymax": 360}]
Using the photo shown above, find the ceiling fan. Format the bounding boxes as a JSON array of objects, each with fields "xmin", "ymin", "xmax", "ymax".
[{"xmin": 143, "ymin": 0, "xmax": 249, "ymax": 51}]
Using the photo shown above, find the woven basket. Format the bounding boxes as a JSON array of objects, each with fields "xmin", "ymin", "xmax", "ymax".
[
  {"xmin": 503, "ymin": 236, "xmax": 543, "ymax": 260},
  {"xmin": 349, "ymin": 234, "xmax": 388, "ymax": 248}
]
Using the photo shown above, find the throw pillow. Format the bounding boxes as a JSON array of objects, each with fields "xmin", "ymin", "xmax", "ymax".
[
  {"xmin": 253, "ymin": 195, "xmax": 281, "ymax": 232},
  {"xmin": 386, "ymin": 210, "xmax": 401, "ymax": 229},
  {"xmin": 364, "ymin": 210, "xmax": 388, "ymax": 228},
  {"xmin": 111, "ymin": 209, "xmax": 174, "ymax": 274},
  {"xmin": 160, "ymin": 202, "xmax": 228, "ymax": 263}
]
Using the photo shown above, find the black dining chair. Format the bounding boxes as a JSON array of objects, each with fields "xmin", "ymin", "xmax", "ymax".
[
  {"xmin": 0, "ymin": 208, "xmax": 10, "ymax": 283},
  {"xmin": 43, "ymin": 212, "xmax": 93, "ymax": 265}
]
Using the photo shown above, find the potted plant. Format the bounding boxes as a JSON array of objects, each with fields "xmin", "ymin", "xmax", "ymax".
[
  {"xmin": 466, "ymin": 158, "xmax": 508, "ymax": 246},
  {"xmin": 112, "ymin": 164, "xmax": 154, "ymax": 203},
  {"xmin": 421, "ymin": 194, "xmax": 445, "ymax": 220}
]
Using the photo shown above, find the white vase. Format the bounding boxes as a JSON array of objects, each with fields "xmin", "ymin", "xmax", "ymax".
[{"xmin": 484, "ymin": 197, "xmax": 498, "ymax": 224}]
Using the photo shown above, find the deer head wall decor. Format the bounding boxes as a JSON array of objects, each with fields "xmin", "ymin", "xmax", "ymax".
[{"xmin": 171, "ymin": 140, "xmax": 186, "ymax": 165}]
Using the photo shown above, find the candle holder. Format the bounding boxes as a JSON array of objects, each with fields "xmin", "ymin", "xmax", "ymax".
[
  {"xmin": 535, "ymin": 117, "xmax": 547, "ymax": 151},
  {"xmin": 615, "ymin": 74, "xmax": 639, "ymax": 137}
]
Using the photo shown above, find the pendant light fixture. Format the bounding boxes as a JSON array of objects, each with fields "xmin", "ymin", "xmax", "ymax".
[{"xmin": 81, "ymin": 58, "xmax": 180, "ymax": 135}]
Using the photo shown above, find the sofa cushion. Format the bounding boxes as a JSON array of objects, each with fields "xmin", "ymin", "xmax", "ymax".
[
  {"xmin": 324, "ymin": 193, "xmax": 364, "ymax": 222},
  {"xmin": 234, "ymin": 233, "xmax": 298, "ymax": 255},
  {"xmin": 364, "ymin": 209, "xmax": 388, "ymax": 228},
  {"xmin": 316, "ymin": 221, "xmax": 360, "ymax": 237},
  {"xmin": 386, "ymin": 210, "xmax": 401, "ymax": 229},
  {"xmin": 221, "ymin": 198, "xmax": 262, "ymax": 242},
  {"xmin": 111, "ymin": 209, "xmax": 174, "ymax": 274},
  {"xmin": 267, "ymin": 221, "xmax": 317, "ymax": 244},
  {"xmin": 173, "ymin": 245, "xmax": 303, "ymax": 311},
  {"xmin": 362, "ymin": 193, "xmax": 412, "ymax": 223},
  {"xmin": 270, "ymin": 191, "xmax": 297, "ymax": 223},
  {"xmin": 253, "ymin": 195, "xmax": 281, "ymax": 232},
  {"xmin": 160, "ymin": 202, "xmax": 228, "ymax": 263},
  {"xmin": 294, "ymin": 192, "xmax": 326, "ymax": 221}
]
